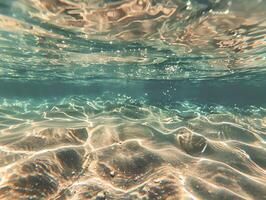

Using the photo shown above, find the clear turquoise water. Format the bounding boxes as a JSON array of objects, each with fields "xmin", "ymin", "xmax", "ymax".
[{"xmin": 0, "ymin": 1, "xmax": 266, "ymax": 199}]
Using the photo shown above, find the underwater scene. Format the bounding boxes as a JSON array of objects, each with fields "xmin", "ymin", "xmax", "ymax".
[{"xmin": 0, "ymin": 0, "xmax": 266, "ymax": 199}]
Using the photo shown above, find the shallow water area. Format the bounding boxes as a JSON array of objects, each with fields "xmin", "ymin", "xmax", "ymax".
[{"xmin": 0, "ymin": 0, "xmax": 266, "ymax": 200}]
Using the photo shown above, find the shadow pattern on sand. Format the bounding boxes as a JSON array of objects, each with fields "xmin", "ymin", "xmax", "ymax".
[{"xmin": 0, "ymin": 97, "xmax": 265, "ymax": 199}]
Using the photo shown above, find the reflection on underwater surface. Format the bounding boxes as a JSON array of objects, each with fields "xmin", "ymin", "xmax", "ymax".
[
  {"xmin": 0, "ymin": 0, "xmax": 266, "ymax": 199},
  {"xmin": 0, "ymin": 0, "xmax": 266, "ymax": 81}
]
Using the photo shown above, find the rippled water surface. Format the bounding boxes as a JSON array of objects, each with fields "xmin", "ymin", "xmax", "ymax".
[{"xmin": 0, "ymin": 0, "xmax": 266, "ymax": 199}]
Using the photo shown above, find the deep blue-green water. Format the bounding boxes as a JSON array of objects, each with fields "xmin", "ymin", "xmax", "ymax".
[{"xmin": 0, "ymin": 0, "xmax": 266, "ymax": 199}]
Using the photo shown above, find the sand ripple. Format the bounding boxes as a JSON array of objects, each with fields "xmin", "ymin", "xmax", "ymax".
[{"xmin": 0, "ymin": 98, "xmax": 265, "ymax": 199}]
